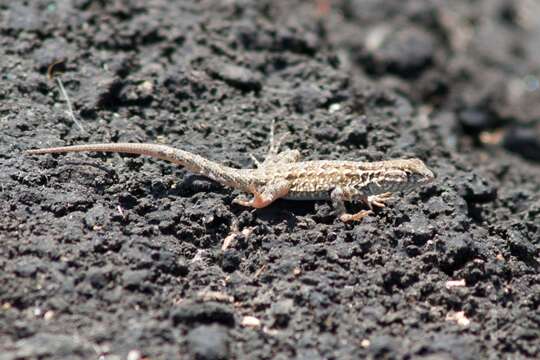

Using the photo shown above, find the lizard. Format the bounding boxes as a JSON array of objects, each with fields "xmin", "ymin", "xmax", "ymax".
[{"xmin": 25, "ymin": 125, "xmax": 435, "ymax": 222}]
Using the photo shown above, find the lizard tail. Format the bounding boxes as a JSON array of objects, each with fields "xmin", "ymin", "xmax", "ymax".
[{"xmin": 26, "ymin": 143, "xmax": 254, "ymax": 191}]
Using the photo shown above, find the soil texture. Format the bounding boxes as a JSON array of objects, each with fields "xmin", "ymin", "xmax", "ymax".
[{"xmin": 1, "ymin": 1, "xmax": 539, "ymax": 359}]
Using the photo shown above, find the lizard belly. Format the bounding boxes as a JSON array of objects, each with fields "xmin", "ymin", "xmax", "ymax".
[{"xmin": 283, "ymin": 190, "xmax": 331, "ymax": 201}]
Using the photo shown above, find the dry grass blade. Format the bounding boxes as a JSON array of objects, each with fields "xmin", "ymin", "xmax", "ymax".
[{"xmin": 47, "ymin": 59, "xmax": 85, "ymax": 133}]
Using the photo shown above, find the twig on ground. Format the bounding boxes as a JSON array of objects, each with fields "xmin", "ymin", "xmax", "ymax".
[{"xmin": 47, "ymin": 59, "xmax": 85, "ymax": 133}]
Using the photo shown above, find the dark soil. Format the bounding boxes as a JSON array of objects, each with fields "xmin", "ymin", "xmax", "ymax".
[{"xmin": 1, "ymin": 1, "xmax": 539, "ymax": 359}]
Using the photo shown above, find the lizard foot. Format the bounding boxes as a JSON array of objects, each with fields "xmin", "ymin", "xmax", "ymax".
[
  {"xmin": 367, "ymin": 192, "xmax": 394, "ymax": 209},
  {"xmin": 339, "ymin": 210, "xmax": 373, "ymax": 222},
  {"xmin": 232, "ymin": 193, "xmax": 273, "ymax": 209},
  {"xmin": 232, "ymin": 181, "xmax": 289, "ymax": 209},
  {"xmin": 232, "ymin": 195, "xmax": 250, "ymax": 207},
  {"xmin": 249, "ymin": 153, "xmax": 261, "ymax": 168}
]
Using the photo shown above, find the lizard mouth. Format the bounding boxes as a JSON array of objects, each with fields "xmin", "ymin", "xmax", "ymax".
[
  {"xmin": 415, "ymin": 166, "xmax": 435, "ymax": 183},
  {"xmin": 424, "ymin": 169, "xmax": 436, "ymax": 182}
]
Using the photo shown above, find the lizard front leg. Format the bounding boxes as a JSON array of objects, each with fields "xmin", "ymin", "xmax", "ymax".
[
  {"xmin": 366, "ymin": 192, "xmax": 394, "ymax": 209},
  {"xmin": 233, "ymin": 180, "xmax": 290, "ymax": 209},
  {"xmin": 331, "ymin": 187, "xmax": 373, "ymax": 222}
]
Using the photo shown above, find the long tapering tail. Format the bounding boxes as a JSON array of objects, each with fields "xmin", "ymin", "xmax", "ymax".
[{"xmin": 26, "ymin": 143, "xmax": 254, "ymax": 191}]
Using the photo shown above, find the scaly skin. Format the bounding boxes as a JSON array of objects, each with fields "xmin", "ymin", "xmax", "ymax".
[{"xmin": 25, "ymin": 130, "xmax": 434, "ymax": 222}]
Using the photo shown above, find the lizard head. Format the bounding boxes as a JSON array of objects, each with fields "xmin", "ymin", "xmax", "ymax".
[
  {"xmin": 366, "ymin": 158, "xmax": 435, "ymax": 194},
  {"xmin": 400, "ymin": 158, "xmax": 435, "ymax": 185}
]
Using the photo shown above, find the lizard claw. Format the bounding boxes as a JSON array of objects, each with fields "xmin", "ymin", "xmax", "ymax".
[
  {"xmin": 232, "ymin": 191, "xmax": 268, "ymax": 208},
  {"xmin": 249, "ymin": 153, "xmax": 261, "ymax": 168},
  {"xmin": 367, "ymin": 192, "xmax": 394, "ymax": 209},
  {"xmin": 340, "ymin": 210, "xmax": 373, "ymax": 222},
  {"xmin": 232, "ymin": 195, "xmax": 251, "ymax": 207}
]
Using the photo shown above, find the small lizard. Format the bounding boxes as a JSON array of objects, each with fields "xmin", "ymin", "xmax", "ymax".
[{"xmin": 25, "ymin": 127, "xmax": 434, "ymax": 222}]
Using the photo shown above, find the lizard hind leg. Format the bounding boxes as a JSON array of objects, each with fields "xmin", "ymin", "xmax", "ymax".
[
  {"xmin": 232, "ymin": 180, "xmax": 290, "ymax": 209},
  {"xmin": 261, "ymin": 119, "xmax": 304, "ymax": 166},
  {"xmin": 251, "ymin": 121, "xmax": 301, "ymax": 168},
  {"xmin": 267, "ymin": 119, "xmax": 281, "ymax": 155},
  {"xmin": 263, "ymin": 149, "xmax": 302, "ymax": 167},
  {"xmin": 249, "ymin": 153, "xmax": 262, "ymax": 168},
  {"xmin": 265, "ymin": 119, "xmax": 289, "ymax": 155}
]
